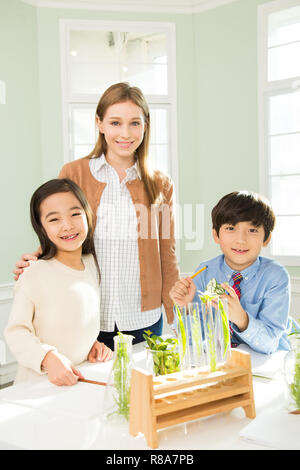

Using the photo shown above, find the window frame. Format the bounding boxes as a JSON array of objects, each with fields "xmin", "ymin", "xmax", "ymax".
[
  {"xmin": 59, "ymin": 18, "xmax": 178, "ymax": 191},
  {"xmin": 258, "ymin": 0, "xmax": 300, "ymax": 266}
]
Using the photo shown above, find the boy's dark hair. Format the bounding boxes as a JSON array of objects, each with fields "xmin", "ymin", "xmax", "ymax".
[
  {"xmin": 30, "ymin": 178, "xmax": 100, "ymax": 280},
  {"xmin": 211, "ymin": 191, "xmax": 275, "ymax": 242}
]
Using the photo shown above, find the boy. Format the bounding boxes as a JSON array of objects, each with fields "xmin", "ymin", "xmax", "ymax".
[{"xmin": 170, "ymin": 191, "xmax": 292, "ymax": 354}]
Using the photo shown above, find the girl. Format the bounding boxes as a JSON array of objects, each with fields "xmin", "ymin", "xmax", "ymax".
[
  {"xmin": 13, "ymin": 82, "xmax": 180, "ymax": 350},
  {"xmin": 5, "ymin": 179, "xmax": 112, "ymax": 386}
]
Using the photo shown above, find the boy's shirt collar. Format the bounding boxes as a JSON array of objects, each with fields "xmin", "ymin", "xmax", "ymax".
[{"xmin": 222, "ymin": 255, "xmax": 260, "ymax": 283}]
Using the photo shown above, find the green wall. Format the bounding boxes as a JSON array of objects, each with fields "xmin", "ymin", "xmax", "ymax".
[
  {"xmin": 1, "ymin": 0, "xmax": 299, "ymax": 284},
  {"xmin": 0, "ymin": 0, "xmax": 41, "ymax": 284},
  {"xmin": 191, "ymin": 0, "xmax": 268, "ymax": 266},
  {"xmin": 191, "ymin": 0, "xmax": 300, "ymax": 278}
]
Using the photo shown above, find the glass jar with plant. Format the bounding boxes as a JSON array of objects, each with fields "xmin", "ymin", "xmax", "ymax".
[{"xmin": 143, "ymin": 330, "xmax": 181, "ymax": 376}]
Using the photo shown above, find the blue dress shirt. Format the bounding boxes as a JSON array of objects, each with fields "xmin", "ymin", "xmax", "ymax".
[{"xmin": 191, "ymin": 255, "xmax": 291, "ymax": 354}]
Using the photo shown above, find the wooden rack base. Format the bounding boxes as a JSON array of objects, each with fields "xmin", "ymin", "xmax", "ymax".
[{"xmin": 129, "ymin": 349, "xmax": 256, "ymax": 448}]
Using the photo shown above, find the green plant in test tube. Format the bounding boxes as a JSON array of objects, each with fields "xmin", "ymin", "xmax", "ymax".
[
  {"xmin": 110, "ymin": 332, "xmax": 132, "ymax": 420},
  {"xmin": 174, "ymin": 303, "xmax": 187, "ymax": 358},
  {"xmin": 203, "ymin": 278, "xmax": 230, "ymax": 359},
  {"xmin": 190, "ymin": 304, "xmax": 202, "ymax": 362}
]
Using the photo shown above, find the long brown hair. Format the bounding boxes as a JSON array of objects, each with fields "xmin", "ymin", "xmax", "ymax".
[
  {"xmin": 30, "ymin": 178, "xmax": 100, "ymax": 280},
  {"xmin": 87, "ymin": 82, "xmax": 162, "ymax": 205}
]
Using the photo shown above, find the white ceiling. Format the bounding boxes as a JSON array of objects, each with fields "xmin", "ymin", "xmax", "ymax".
[{"xmin": 21, "ymin": 0, "xmax": 239, "ymax": 14}]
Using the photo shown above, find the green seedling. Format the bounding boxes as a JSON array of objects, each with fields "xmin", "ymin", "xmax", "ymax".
[
  {"xmin": 143, "ymin": 330, "xmax": 180, "ymax": 376},
  {"xmin": 174, "ymin": 303, "xmax": 187, "ymax": 358},
  {"xmin": 110, "ymin": 332, "xmax": 132, "ymax": 420}
]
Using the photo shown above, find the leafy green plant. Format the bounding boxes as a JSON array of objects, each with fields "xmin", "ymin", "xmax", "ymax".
[
  {"xmin": 290, "ymin": 353, "xmax": 300, "ymax": 410},
  {"xmin": 288, "ymin": 327, "xmax": 300, "ymax": 410},
  {"xmin": 206, "ymin": 278, "xmax": 228, "ymax": 295},
  {"xmin": 174, "ymin": 303, "xmax": 187, "ymax": 358},
  {"xmin": 110, "ymin": 332, "xmax": 132, "ymax": 420},
  {"xmin": 143, "ymin": 330, "xmax": 180, "ymax": 376},
  {"xmin": 218, "ymin": 299, "xmax": 230, "ymax": 359}
]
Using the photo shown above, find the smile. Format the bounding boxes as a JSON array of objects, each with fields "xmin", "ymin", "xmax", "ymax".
[
  {"xmin": 116, "ymin": 141, "xmax": 133, "ymax": 147},
  {"xmin": 231, "ymin": 248, "xmax": 249, "ymax": 254},
  {"xmin": 60, "ymin": 234, "xmax": 79, "ymax": 241}
]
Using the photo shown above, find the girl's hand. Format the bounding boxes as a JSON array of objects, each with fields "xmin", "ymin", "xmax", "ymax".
[
  {"xmin": 42, "ymin": 350, "xmax": 84, "ymax": 386},
  {"xmin": 220, "ymin": 283, "xmax": 249, "ymax": 332},
  {"xmin": 88, "ymin": 341, "xmax": 113, "ymax": 363},
  {"xmin": 169, "ymin": 277, "xmax": 196, "ymax": 307},
  {"xmin": 13, "ymin": 249, "xmax": 41, "ymax": 281}
]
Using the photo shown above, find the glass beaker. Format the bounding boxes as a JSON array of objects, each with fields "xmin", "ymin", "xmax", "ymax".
[{"xmin": 146, "ymin": 348, "xmax": 181, "ymax": 376}]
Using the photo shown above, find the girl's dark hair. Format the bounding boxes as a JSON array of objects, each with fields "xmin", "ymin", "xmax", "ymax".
[
  {"xmin": 30, "ymin": 178, "xmax": 100, "ymax": 280},
  {"xmin": 211, "ymin": 191, "xmax": 275, "ymax": 242}
]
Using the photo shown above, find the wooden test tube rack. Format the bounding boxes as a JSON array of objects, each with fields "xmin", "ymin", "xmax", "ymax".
[{"xmin": 129, "ymin": 349, "xmax": 256, "ymax": 449}]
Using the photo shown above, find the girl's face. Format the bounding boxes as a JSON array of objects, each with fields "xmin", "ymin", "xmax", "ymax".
[
  {"xmin": 40, "ymin": 191, "xmax": 88, "ymax": 256},
  {"xmin": 97, "ymin": 100, "xmax": 146, "ymax": 162}
]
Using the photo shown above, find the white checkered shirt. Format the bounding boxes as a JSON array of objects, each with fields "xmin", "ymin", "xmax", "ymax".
[{"xmin": 89, "ymin": 155, "xmax": 162, "ymax": 332}]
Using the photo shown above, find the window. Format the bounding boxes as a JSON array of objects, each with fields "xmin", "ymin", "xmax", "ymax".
[
  {"xmin": 60, "ymin": 20, "xmax": 177, "ymax": 180},
  {"xmin": 258, "ymin": 0, "xmax": 300, "ymax": 264}
]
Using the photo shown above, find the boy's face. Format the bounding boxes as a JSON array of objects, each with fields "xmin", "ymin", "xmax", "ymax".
[{"xmin": 212, "ymin": 221, "xmax": 271, "ymax": 271}]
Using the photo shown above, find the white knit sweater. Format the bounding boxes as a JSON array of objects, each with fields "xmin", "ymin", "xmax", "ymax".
[{"xmin": 5, "ymin": 254, "xmax": 100, "ymax": 384}]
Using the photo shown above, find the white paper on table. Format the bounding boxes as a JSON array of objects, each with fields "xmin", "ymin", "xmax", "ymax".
[
  {"xmin": 237, "ymin": 344, "xmax": 287, "ymax": 379},
  {"xmin": 239, "ymin": 407, "xmax": 300, "ymax": 450}
]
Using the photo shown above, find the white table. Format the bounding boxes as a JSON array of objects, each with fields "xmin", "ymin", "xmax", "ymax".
[{"xmin": 0, "ymin": 343, "xmax": 292, "ymax": 450}]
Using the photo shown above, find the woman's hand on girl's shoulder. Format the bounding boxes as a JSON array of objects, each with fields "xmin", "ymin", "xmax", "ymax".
[
  {"xmin": 13, "ymin": 249, "xmax": 41, "ymax": 281},
  {"xmin": 88, "ymin": 341, "xmax": 113, "ymax": 363}
]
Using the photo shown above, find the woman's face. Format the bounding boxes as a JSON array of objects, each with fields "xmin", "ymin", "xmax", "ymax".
[
  {"xmin": 97, "ymin": 100, "xmax": 146, "ymax": 162},
  {"xmin": 40, "ymin": 191, "xmax": 88, "ymax": 256}
]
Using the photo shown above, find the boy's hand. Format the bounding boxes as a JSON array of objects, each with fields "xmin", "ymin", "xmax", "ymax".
[
  {"xmin": 169, "ymin": 277, "xmax": 196, "ymax": 307},
  {"xmin": 220, "ymin": 283, "xmax": 249, "ymax": 332},
  {"xmin": 42, "ymin": 350, "xmax": 84, "ymax": 386},
  {"xmin": 88, "ymin": 341, "xmax": 113, "ymax": 363}
]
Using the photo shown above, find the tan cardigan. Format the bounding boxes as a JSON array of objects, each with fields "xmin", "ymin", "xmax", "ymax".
[{"xmin": 59, "ymin": 157, "xmax": 180, "ymax": 323}]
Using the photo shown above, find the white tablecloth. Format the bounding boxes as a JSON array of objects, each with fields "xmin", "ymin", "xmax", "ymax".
[{"xmin": 0, "ymin": 343, "xmax": 295, "ymax": 450}]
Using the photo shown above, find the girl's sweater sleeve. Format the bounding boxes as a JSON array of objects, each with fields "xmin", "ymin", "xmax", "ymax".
[{"xmin": 4, "ymin": 277, "xmax": 57, "ymax": 375}]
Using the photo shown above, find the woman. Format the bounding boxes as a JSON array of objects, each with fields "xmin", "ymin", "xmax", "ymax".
[{"xmin": 14, "ymin": 82, "xmax": 180, "ymax": 349}]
